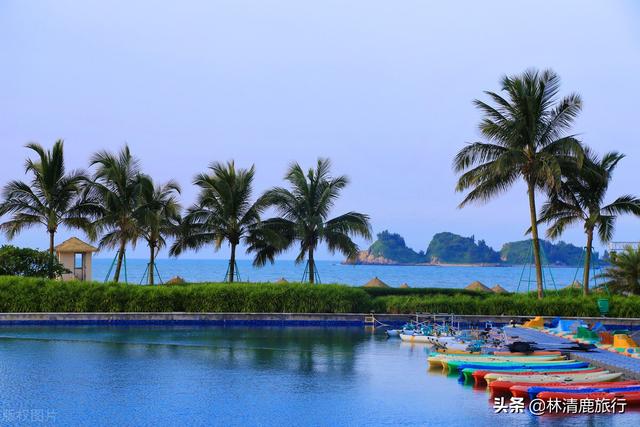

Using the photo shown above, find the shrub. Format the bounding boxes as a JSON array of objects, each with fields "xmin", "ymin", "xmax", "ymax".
[{"xmin": 0, "ymin": 245, "xmax": 69, "ymax": 277}]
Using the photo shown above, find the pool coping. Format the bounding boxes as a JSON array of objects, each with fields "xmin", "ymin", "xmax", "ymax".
[{"xmin": 0, "ymin": 312, "xmax": 638, "ymax": 328}]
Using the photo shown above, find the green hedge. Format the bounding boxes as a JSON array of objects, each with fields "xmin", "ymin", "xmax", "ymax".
[
  {"xmin": 375, "ymin": 294, "xmax": 640, "ymax": 317},
  {"xmin": 0, "ymin": 276, "xmax": 371, "ymax": 313},
  {"xmin": 1, "ymin": 276, "xmax": 639, "ymax": 317}
]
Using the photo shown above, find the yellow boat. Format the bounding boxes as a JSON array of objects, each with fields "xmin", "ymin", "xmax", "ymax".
[{"xmin": 427, "ymin": 354, "xmax": 565, "ymax": 369}]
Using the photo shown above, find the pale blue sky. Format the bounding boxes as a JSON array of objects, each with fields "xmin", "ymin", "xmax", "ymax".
[{"xmin": 1, "ymin": 1, "xmax": 639, "ymax": 259}]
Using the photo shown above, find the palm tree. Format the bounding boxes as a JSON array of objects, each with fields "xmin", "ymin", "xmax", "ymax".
[
  {"xmin": 255, "ymin": 158, "xmax": 372, "ymax": 284},
  {"xmin": 539, "ymin": 150, "xmax": 640, "ymax": 295},
  {"xmin": 169, "ymin": 161, "xmax": 264, "ymax": 283},
  {"xmin": 136, "ymin": 179, "xmax": 181, "ymax": 285},
  {"xmin": 597, "ymin": 246, "xmax": 640, "ymax": 295},
  {"xmin": 453, "ymin": 69, "xmax": 584, "ymax": 298},
  {"xmin": 89, "ymin": 146, "xmax": 149, "ymax": 283},
  {"xmin": 0, "ymin": 140, "xmax": 95, "ymax": 277}
]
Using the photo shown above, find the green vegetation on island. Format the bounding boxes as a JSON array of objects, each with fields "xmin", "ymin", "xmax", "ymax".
[
  {"xmin": 425, "ymin": 232, "xmax": 500, "ymax": 264},
  {"xmin": 500, "ymin": 239, "xmax": 601, "ymax": 266},
  {"xmin": 366, "ymin": 231, "xmax": 425, "ymax": 264}
]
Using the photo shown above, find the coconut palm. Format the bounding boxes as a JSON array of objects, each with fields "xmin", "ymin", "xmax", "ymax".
[
  {"xmin": 254, "ymin": 158, "xmax": 372, "ymax": 284},
  {"xmin": 540, "ymin": 150, "xmax": 640, "ymax": 295},
  {"xmin": 597, "ymin": 246, "xmax": 640, "ymax": 295},
  {"xmin": 136, "ymin": 179, "xmax": 181, "ymax": 285},
  {"xmin": 0, "ymin": 140, "xmax": 96, "ymax": 277},
  {"xmin": 453, "ymin": 69, "xmax": 584, "ymax": 298},
  {"xmin": 169, "ymin": 161, "xmax": 264, "ymax": 283},
  {"xmin": 89, "ymin": 146, "xmax": 149, "ymax": 283}
]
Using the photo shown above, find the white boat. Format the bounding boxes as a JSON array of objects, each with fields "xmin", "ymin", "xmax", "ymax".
[{"xmin": 400, "ymin": 334, "xmax": 467, "ymax": 350}]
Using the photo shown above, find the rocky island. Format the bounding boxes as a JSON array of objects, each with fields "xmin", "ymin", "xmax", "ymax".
[{"xmin": 346, "ymin": 230, "xmax": 603, "ymax": 266}]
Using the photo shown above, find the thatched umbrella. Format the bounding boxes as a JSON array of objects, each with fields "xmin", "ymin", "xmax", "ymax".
[
  {"xmin": 565, "ymin": 281, "xmax": 582, "ymax": 289},
  {"xmin": 465, "ymin": 280, "xmax": 492, "ymax": 292},
  {"xmin": 491, "ymin": 284, "xmax": 509, "ymax": 294},
  {"xmin": 275, "ymin": 277, "xmax": 289, "ymax": 284},
  {"xmin": 399, "ymin": 283, "xmax": 410, "ymax": 289},
  {"xmin": 363, "ymin": 277, "xmax": 390, "ymax": 288},
  {"xmin": 165, "ymin": 276, "xmax": 186, "ymax": 285}
]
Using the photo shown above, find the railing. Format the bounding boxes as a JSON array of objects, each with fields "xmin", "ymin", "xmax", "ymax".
[{"xmin": 608, "ymin": 242, "xmax": 640, "ymax": 251}]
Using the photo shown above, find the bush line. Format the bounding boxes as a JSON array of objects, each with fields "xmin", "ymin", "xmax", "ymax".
[{"xmin": 0, "ymin": 276, "xmax": 639, "ymax": 317}]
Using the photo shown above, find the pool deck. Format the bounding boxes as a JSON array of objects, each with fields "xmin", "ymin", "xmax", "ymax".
[{"xmin": 505, "ymin": 326, "xmax": 640, "ymax": 380}]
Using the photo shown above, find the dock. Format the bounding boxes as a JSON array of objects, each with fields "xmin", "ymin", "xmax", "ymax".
[{"xmin": 505, "ymin": 326, "xmax": 640, "ymax": 380}]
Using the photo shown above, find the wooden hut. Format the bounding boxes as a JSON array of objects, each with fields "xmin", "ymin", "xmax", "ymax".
[
  {"xmin": 399, "ymin": 283, "xmax": 410, "ymax": 289},
  {"xmin": 55, "ymin": 237, "xmax": 98, "ymax": 281}
]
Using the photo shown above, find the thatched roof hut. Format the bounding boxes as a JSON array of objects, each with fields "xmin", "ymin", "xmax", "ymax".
[
  {"xmin": 363, "ymin": 277, "xmax": 390, "ymax": 288},
  {"xmin": 55, "ymin": 237, "xmax": 98, "ymax": 253},
  {"xmin": 491, "ymin": 284, "xmax": 509, "ymax": 294},
  {"xmin": 465, "ymin": 280, "xmax": 492, "ymax": 292},
  {"xmin": 54, "ymin": 237, "xmax": 98, "ymax": 281},
  {"xmin": 399, "ymin": 283, "xmax": 410, "ymax": 289},
  {"xmin": 275, "ymin": 277, "xmax": 288, "ymax": 284}
]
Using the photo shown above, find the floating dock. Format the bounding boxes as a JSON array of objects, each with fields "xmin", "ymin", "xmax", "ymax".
[{"xmin": 505, "ymin": 326, "xmax": 640, "ymax": 380}]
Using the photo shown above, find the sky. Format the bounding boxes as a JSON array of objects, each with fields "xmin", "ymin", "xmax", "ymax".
[{"xmin": 1, "ymin": 1, "xmax": 639, "ymax": 260}]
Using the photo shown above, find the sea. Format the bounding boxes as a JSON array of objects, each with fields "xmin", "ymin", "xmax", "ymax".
[{"xmin": 92, "ymin": 258, "xmax": 598, "ymax": 292}]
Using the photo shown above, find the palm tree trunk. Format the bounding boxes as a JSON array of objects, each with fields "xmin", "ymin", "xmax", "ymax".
[
  {"xmin": 149, "ymin": 243, "xmax": 155, "ymax": 286},
  {"xmin": 308, "ymin": 248, "xmax": 315, "ymax": 284},
  {"xmin": 527, "ymin": 181, "xmax": 544, "ymax": 299},
  {"xmin": 583, "ymin": 228, "xmax": 594, "ymax": 296},
  {"xmin": 228, "ymin": 243, "xmax": 236, "ymax": 283},
  {"xmin": 113, "ymin": 240, "xmax": 126, "ymax": 283},
  {"xmin": 48, "ymin": 230, "xmax": 55, "ymax": 279}
]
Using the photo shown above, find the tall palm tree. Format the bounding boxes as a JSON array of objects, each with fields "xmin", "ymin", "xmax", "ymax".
[
  {"xmin": 539, "ymin": 150, "xmax": 640, "ymax": 295},
  {"xmin": 255, "ymin": 158, "xmax": 372, "ymax": 284},
  {"xmin": 0, "ymin": 140, "xmax": 95, "ymax": 277},
  {"xmin": 136, "ymin": 178, "xmax": 181, "ymax": 285},
  {"xmin": 453, "ymin": 69, "xmax": 584, "ymax": 298},
  {"xmin": 169, "ymin": 161, "xmax": 264, "ymax": 283},
  {"xmin": 597, "ymin": 246, "xmax": 640, "ymax": 295},
  {"xmin": 89, "ymin": 146, "xmax": 149, "ymax": 283}
]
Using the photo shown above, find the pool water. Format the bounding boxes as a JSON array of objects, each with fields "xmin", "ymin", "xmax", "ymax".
[{"xmin": 0, "ymin": 326, "xmax": 638, "ymax": 426}]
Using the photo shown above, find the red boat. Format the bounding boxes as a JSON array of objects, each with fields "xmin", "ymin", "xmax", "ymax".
[
  {"xmin": 476, "ymin": 368, "xmax": 604, "ymax": 387},
  {"xmin": 537, "ymin": 391, "xmax": 640, "ymax": 406},
  {"xmin": 509, "ymin": 381, "xmax": 640, "ymax": 398},
  {"xmin": 488, "ymin": 375, "xmax": 613, "ymax": 396}
]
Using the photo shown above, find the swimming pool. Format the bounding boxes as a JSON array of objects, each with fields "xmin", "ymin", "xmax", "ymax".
[{"xmin": 0, "ymin": 326, "xmax": 638, "ymax": 426}]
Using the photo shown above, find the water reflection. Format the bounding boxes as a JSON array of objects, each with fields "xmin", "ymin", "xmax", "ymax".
[{"xmin": 1, "ymin": 326, "xmax": 639, "ymax": 426}]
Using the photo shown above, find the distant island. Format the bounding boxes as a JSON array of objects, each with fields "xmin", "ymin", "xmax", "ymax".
[{"xmin": 346, "ymin": 230, "xmax": 604, "ymax": 267}]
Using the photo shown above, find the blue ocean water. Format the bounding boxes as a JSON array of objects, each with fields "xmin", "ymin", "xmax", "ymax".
[
  {"xmin": 92, "ymin": 258, "xmax": 594, "ymax": 292},
  {"xmin": 0, "ymin": 325, "xmax": 637, "ymax": 426}
]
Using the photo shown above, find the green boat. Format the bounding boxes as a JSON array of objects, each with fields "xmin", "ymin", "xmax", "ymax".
[{"xmin": 444, "ymin": 359, "xmax": 585, "ymax": 373}]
